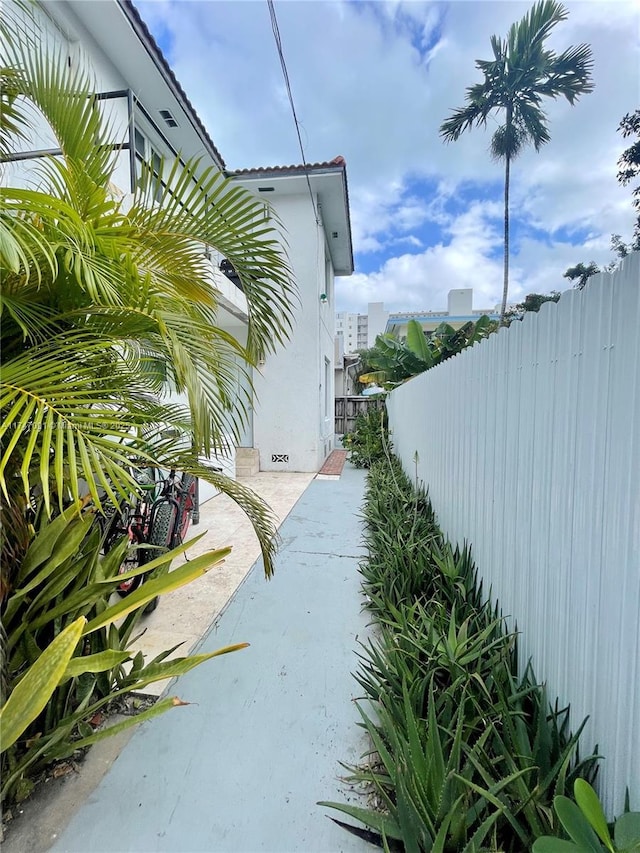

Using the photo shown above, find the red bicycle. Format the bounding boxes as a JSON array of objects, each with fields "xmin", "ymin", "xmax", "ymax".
[{"xmin": 102, "ymin": 467, "xmax": 199, "ymax": 612}]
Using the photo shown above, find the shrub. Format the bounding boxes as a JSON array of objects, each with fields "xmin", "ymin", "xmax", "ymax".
[
  {"xmin": 0, "ymin": 503, "xmax": 244, "ymax": 808},
  {"xmin": 320, "ymin": 455, "xmax": 599, "ymax": 851},
  {"xmin": 342, "ymin": 406, "xmax": 390, "ymax": 469}
]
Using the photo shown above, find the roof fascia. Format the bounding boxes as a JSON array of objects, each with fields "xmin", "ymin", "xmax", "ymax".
[{"xmin": 116, "ymin": 0, "xmax": 225, "ymax": 170}]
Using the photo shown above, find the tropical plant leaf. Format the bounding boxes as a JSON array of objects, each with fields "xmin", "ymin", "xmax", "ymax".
[
  {"xmin": 555, "ymin": 796, "xmax": 606, "ymax": 852},
  {"xmin": 0, "ymin": 617, "xmax": 86, "ymax": 751},
  {"xmin": 574, "ymin": 780, "xmax": 614, "ymax": 850},
  {"xmin": 614, "ymin": 812, "xmax": 640, "ymax": 850},
  {"xmin": 82, "ymin": 547, "xmax": 232, "ymax": 633},
  {"xmin": 317, "ymin": 801, "xmax": 403, "ymax": 841}
]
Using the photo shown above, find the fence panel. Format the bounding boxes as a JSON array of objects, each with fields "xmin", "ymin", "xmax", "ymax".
[
  {"xmin": 335, "ymin": 396, "xmax": 383, "ymax": 435},
  {"xmin": 387, "ymin": 253, "xmax": 640, "ymax": 815}
]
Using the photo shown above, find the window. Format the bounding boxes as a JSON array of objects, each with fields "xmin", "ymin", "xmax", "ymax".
[
  {"xmin": 134, "ymin": 128, "xmax": 163, "ymax": 202},
  {"xmin": 134, "ymin": 127, "xmax": 145, "ymax": 160}
]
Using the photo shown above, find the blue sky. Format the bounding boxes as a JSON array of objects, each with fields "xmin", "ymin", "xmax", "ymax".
[{"xmin": 136, "ymin": 0, "xmax": 638, "ymax": 314}]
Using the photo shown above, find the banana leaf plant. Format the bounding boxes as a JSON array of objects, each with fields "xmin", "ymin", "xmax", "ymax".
[{"xmin": 359, "ymin": 316, "xmax": 496, "ymax": 390}]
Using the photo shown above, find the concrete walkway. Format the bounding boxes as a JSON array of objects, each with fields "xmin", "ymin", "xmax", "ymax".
[{"xmin": 51, "ymin": 464, "xmax": 373, "ymax": 853}]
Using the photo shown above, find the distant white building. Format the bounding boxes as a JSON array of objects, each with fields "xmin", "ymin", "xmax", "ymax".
[
  {"xmin": 335, "ymin": 311, "xmax": 358, "ymax": 354},
  {"xmin": 386, "ymin": 288, "xmax": 499, "ymax": 337},
  {"xmin": 335, "ymin": 301, "xmax": 389, "ymax": 354}
]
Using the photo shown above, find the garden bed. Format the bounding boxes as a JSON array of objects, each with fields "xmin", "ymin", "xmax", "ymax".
[{"xmin": 321, "ymin": 455, "xmax": 599, "ymax": 851}]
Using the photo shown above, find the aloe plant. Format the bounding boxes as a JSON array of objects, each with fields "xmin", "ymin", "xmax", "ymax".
[{"xmin": 320, "ymin": 454, "xmax": 600, "ymax": 851}]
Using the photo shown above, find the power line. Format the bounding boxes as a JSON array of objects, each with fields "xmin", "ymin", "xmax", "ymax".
[{"xmin": 266, "ymin": 0, "xmax": 320, "ymax": 225}]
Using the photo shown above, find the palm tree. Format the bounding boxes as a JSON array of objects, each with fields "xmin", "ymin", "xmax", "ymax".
[
  {"xmin": 0, "ymin": 3, "xmax": 295, "ymax": 585},
  {"xmin": 439, "ymin": 0, "xmax": 593, "ymax": 323}
]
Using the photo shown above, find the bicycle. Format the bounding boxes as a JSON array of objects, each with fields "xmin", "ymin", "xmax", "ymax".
[{"xmin": 102, "ymin": 467, "xmax": 199, "ymax": 613}]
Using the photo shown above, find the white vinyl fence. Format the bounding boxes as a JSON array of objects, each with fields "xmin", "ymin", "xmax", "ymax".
[{"xmin": 387, "ymin": 253, "xmax": 640, "ymax": 816}]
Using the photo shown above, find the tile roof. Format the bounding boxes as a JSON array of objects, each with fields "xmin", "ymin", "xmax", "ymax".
[
  {"xmin": 227, "ymin": 156, "xmax": 347, "ymax": 176},
  {"xmin": 120, "ymin": 0, "xmax": 226, "ymax": 169}
]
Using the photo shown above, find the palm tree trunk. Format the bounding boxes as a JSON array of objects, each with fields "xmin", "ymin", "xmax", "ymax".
[{"xmin": 500, "ymin": 152, "xmax": 510, "ymax": 324}]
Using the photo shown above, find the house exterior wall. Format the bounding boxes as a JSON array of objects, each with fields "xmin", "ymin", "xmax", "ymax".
[
  {"xmin": 4, "ymin": 2, "xmax": 132, "ymax": 195},
  {"xmin": 386, "ymin": 253, "xmax": 640, "ymax": 816},
  {"xmin": 6, "ymin": 0, "xmax": 250, "ymax": 488},
  {"xmin": 252, "ymin": 193, "xmax": 335, "ymax": 471}
]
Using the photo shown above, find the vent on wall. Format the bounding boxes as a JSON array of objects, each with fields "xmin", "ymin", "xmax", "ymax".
[
  {"xmin": 159, "ymin": 109, "xmax": 178, "ymax": 128},
  {"xmin": 271, "ymin": 454, "xmax": 289, "ymax": 463}
]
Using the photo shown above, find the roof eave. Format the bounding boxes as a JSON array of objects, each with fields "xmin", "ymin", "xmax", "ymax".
[
  {"xmin": 229, "ymin": 162, "xmax": 354, "ymax": 276},
  {"xmin": 117, "ymin": 0, "xmax": 226, "ymax": 170}
]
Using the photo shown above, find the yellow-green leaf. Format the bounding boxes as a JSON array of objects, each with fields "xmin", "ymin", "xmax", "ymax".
[
  {"xmin": 63, "ymin": 650, "xmax": 131, "ymax": 680},
  {"xmin": 0, "ymin": 617, "xmax": 86, "ymax": 751},
  {"xmin": 82, "ymin": 547, "xmax": 232, "ymax": 634}
]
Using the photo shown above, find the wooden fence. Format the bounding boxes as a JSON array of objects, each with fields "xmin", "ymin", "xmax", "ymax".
[{"xmin": 334, "ymin": 396, "xmax": 384, "ymax": 435}]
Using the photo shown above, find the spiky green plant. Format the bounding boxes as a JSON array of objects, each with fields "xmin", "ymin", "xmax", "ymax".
[{"xmin": 321, "ymin": 454, "xmax": 599, "ymax": 851}]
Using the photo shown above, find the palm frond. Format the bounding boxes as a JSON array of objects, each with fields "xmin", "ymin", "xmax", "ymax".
[
  {"xmin": 0, "ymin": 333, "xmax": 193, "ymax": 511},
  {"xmin": 539, "ymin": 45, "xmax": 595, "ymax": 103},
  {"xmin": 440, "ymin": 101, "xmax": 490, "ymax": 142},
  {"xmin": 130, "ymin": 158, "xmax": 296, "ymax": 360},
  {"xmin": 172, "ymin": 459, "xmax": 281, "ymax": 579}
]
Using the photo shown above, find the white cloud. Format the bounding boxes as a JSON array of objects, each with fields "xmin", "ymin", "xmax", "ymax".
[
  {"xmin": 136, "ymin": 0, "xmax": 639, "ymax": 312},
  {"xmin": 337, "ymin": 200, "xmax": 505, "ymax": 313}
]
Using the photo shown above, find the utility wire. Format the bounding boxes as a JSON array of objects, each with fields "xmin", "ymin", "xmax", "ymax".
[{"xmin": 267, "ymin": 0, "xmax": 320, "ymax": 225}]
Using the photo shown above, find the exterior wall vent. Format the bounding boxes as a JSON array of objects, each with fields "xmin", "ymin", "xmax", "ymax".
[
  {"xmin": 159, "ymin": 109, "xmax": 178, "ymax": 128},
  {"xmin": 271, "ymin": 454, "xmax": 289, "ymax": 463}
]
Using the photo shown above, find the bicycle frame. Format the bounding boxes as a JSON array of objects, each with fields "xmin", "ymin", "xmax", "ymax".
[{"xmin": 102, "ymin": 466, "xmax": 199, "ymax": 600}]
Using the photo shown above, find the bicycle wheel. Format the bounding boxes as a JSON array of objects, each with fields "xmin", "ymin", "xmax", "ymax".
[
  {"xmin": 140, "ymin": 500, "xmax": 179, "ymax": 613},
  {"xmin": 177, "ymin": 474, "xmax": 197, "ymax": 541},
  {"xmin": 116, "ymin": 538, "xmax": 146, "ymax": 595}
]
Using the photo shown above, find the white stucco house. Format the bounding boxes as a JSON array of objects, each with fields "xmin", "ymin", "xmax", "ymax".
[
  {"xmin": 231, "ymin": 160, "xmax": 353, "ymax": 472},
  {"xmin": 5, "ymin": 0, "xmax": 354, "ymax": 478}
]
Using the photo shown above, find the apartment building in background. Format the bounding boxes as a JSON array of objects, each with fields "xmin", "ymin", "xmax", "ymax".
[
  {"xmin": 335, "ymin": 301, "xmax": 389, "ymax": 354},
  {"xmin": 386, "ymin": 288, "xmax": 499, "ymax": 338}
]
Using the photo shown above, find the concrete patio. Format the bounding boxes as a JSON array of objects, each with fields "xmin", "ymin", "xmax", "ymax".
[{"xmin": 12, "ymin": 463, "xmax": 374, "ymax": 852}]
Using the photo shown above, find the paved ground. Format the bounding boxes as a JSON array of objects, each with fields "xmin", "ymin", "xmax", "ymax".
[
  {"xmin": 44, "ymin": 463, "xmax": 373, "ymax": 853},
  {"xmin": 129, "ymin": 471, "xmax": 316, "ymax": 695}
]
